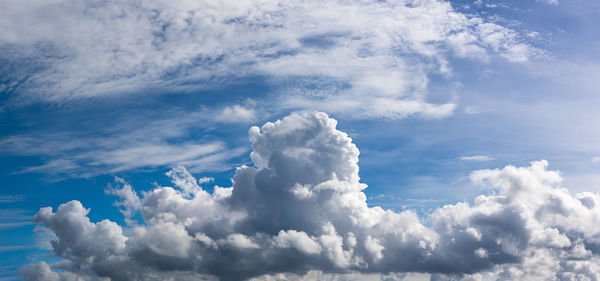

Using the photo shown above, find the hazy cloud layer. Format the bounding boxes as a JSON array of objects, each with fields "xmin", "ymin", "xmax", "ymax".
[
  {"xmin": 1, "ymin": 0, "xmax": 536, "ymax": 119},
  {"xmin": 24, "ymin": 112, "xmax": 600, "ymax": 280}
]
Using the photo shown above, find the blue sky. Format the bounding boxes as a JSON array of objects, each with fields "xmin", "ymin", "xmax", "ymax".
[{"xmin": 1, "ymin": 0, "xmax": 600, "ymax": 280}]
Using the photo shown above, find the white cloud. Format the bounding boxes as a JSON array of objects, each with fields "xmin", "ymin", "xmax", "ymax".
[
  {"xmin": 132, "ymin": 221, "xmax": 194, "ymax": 258},
  {"xmin": 459, "ymin": 155, "xmax": 495, "ymax": 161},
  {"xmin": 537, "ymin": 0, "xmax": 559, "ymax": 5},
  {"xmin": 105, "ymin": 177, "xmax": 142, "ymax": 225},
  {"xmin": 10, "ymin": 140, "xmax": 236, "ymax": 177},
  {"xmin": 463, "ymin": 105, "xmax": 494, "ymax": 115},
  {"xmin": 592, "ymin": 157, "xmax": 600, "ymax": 164},
  {"xmin": 198, "ymin": 176, "xmax": 215, "ymax": 185},
  {"xmin": 0, "ymin": 0, "xmax": 536, "ymax": 119},
  {"xmin": 215, "ymin": 105, "xmax": 257, "ymax": 123},
  {"xmin": 0, "ymin": 209, "xmax": 32, "ymax": 229},
  {"xmin": 95, "ymin": 142, "xmax": 226, "ymax": 171},
  {"xmin": 33, "ymin": 201, "xmax": 127, "ymax": 259},
  {"xmin": 0, "ymin": 194, "xmax": 24, "ymax": 203},
  {"xmin": 275, "ymin": 230, "xmax": 322, "ymax": 255},
  {"xmin": 220, "ymin": 233, "xmax": 261, "ymax": 249},
  {"xmin": 0, "ymin": 110, "xmax": 248, "ymax": 177},
  {"xmin": 26, "ymin": 112, "xmax": 600, "ymax": 281}
]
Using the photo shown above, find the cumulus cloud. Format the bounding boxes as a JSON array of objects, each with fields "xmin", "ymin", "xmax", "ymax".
[
  {"xmin": 25, "ymin": 112, "xmax": 600, "ymax": 280},
  {"xmin": 0, "ymin": 0, "xmax": 536, "ymax": 119}
]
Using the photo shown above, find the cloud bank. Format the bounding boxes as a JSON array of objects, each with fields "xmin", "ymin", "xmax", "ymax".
[
  {"xmin": 25, "ymin": 112, "xmax": 600, "ymax": 280},
  {"xmin": 1, "ymin": 0, "xmax": 535, "ymax": 119}
]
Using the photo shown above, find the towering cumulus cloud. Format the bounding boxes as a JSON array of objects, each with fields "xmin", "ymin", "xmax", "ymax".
[{"xmin": 26, "ymin": 112, "xmax": 600, "ymax": 280}]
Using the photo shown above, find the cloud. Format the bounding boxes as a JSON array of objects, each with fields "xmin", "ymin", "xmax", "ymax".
[
  {"xmin": 592, "ymin": 157, "xmax": 600, "ymax": 164},
  {"xmin": 0, "ymin": 0, "xmax": 536, "ymax": 119},
  {"xmin": 8, "ymin": 139, "xmax": 240, "ymax": 177},
  {"xmin": 459, "ymin": 155, "xmax": 495, "ymax": 161},
  {"xmin": 215, "ymin": 105, "xmax": 257, "ymax": 123},
  {"xmin": 0, "ymin": 110, "xmax": 248, "ymax": 177},
  {"xmin": 198, "ymin": 176, "xmax": 215, "ymax": 185},
  {"xmin": 21, "ymin": 262, "xmax": 62, "ymax": 281},
  {"xmin": 0, "ymin": 209, "xmax": 32, "ymax": 229},
  {"xmin": 0, "ymin": 194, "xmax": 24, "ymax": 203},
  {"xmin": 537, "ymin": 0, "xmax": 559, "ymax": 5},
  {"xmin": 0, "ymin": 245, "xmax": 36, "ymax": 253},
  {"xmin": 105, "ymin": 178, "xmax": 142, "ymax": 225},
  {"xmin": 463, "ymin": 105, "xmax": 494, "ymax": 115},
  {"xmin": 25, "ymin": 112, "xmax": 600, "ymax": 280}
]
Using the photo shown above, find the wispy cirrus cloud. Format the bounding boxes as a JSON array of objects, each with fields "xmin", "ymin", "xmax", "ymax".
[
  {"xmin": 0, "ymin": 209, "xmax": 32, "ymax": 230},
  {"xmin": 0, "ymin": 195, "xmax": 24, "ymax": 203},
  {"xmin": 0, "ymin": 109, "xmax": 249, "ymax": 177},
  {"xmin": 463, "ymin": 105, "xmax": 494, "ymax": 115},
  {"xmin": 459, "ymin": 155, "xmax": 495, "ymax": 161},
  {"xmin": 0, "ymin": 245, "xmax": 36, "ymax": 253},
  {"xmin": 0, "ymin": 0, "xmax": 537, "ymax": 119}
]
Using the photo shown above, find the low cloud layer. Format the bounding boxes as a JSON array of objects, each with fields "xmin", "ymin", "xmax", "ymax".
[{"xmin": 25, "ymin": 112, "xmax": 600, "ymax": 280}]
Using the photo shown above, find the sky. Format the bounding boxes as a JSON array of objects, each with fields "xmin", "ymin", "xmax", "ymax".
[{"xmin": 1, "ymin": 0, "xmax": 600, "ymax": 280}]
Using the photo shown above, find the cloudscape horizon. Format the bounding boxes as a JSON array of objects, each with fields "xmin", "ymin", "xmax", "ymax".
[
  {"xmin": 1, "ymin": 0, "xmax": 600, "ymax": 280},
  {"xmin": 23, "ymin": 112, "xmax": 600, "ymax": 280}
]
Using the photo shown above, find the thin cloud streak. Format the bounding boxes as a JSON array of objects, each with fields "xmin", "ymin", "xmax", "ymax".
[
  {"xmin": 459, "ymin": 155, "xmax": 495, "ymax": 161},
  {"xmin": 0, "ymin": 108, "xmax": 250, "ymax": 177}
]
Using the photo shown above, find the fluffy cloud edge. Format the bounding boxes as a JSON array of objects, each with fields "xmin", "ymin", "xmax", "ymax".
[{"xmin": 23, "ymin": 112, "xmax": 600, "ymax": 281}]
